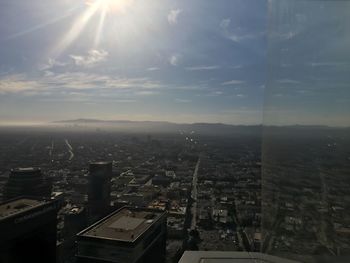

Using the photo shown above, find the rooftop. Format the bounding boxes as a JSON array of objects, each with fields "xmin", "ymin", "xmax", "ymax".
[
  {"xmin": 90, "ymin": 161, "xmax": 112, "ymax": 166},
  {"xmin": 11, "ymin": 167, "xmax": 40, "ymax": 172},
  {"xmin": 0, "ymin": 198, "xmax": 45, "ymax": 220},
  {"xmin": 179, "ymin": 251, "xmax": 300, "ymax": 263},
  {"xmin": 80, "ymin": 207, "xmax": 164, "ymax": 242}
]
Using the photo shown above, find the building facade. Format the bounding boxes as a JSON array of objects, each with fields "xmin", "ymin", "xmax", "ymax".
[{"xmin": 3, "ymin": 167, "xmax": 52, "ymax": 200}]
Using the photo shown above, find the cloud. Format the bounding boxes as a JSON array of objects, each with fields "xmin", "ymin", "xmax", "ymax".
[
  {"xmin": 171, "ymin": 85, "xmax": 206, "ymax": 91},
  {"xmin": 220, "ymin": 18, "xmax": 263, "ymax": 42},
  {"xmin": 39, "ymin": 58, "xmax": 67, "ymax": 71},
  {"xmin": 175, "ymin": 98, "xmax": 191, "ymax": 103},
  {"xmin": 168, "ymin": 9, "xmax": 182, "ymax": 25},
  {"xmin": 276, "ymin": 79, "xmax": 301, "ymax": 84},
  {"xmin": 135, "ymin": 90, "xmax": 159, "ymax": 96},
  {"xmin": 185, "ymin": 65, "xmax": 220, "ymax": 71},
  {"xmin": 70, "ymin": 49, "xmax": 108, "ymax": 67},
  {"xmin": 147, "ymin": 67, "xmax": 160, "ymax": 71},
  {"xmin": 115, "ymin": 99, "xmax": 137, "ymax": 103},
  {"xmin": 280, "ymin": 31, "xmax": 298, "ymax": 40},
  {"xmin": 0, "ymin": 72, "xmax": 163, "ymax": 96},
  {"xmin": 308, "ymin": 62, "xmax": 348, "ymax": 67},
  {"xmin": 222, "ymin": 80, "xmax": 245, "ymax": 85},
  {"xmin": 204, "ymin": 91, "xmax": 224, "ymax": 97},
  {"xmin": 169, "ymin": 54, "xmax": 181, "ymax": 66},
  {"xmin": 0, "ymin": 74, "xmax": 44, "ymax": 94},
  {"xmin": 220, "ymin": 18, "xmax": 231, "ymax": 30}
]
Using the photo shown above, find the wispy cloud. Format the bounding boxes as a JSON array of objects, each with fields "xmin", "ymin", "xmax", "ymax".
[
  {"xmin": 220, "ymin": 18, "xmax": 263, "ymax": 42},
  {"xmin": 115, "ymin": 99, "xmax": 137, "ymax": 103},
  {"xmin": 70, "ymin": 49, "xmax": 108, "ymax": 67},
  {"xmin": 220, "ymin": 18, "xmax": 231, "ymax": 29},
  {"xmin": 185, "ymin": 65, "xmax": 220, "ymax": 71},
  {"xmin": 135, "ymin": 90, "xmax": 159, "ymax": 96},
  {"xmin": 0, "ymin": 72, "xmax": 163, "ymax": 95},
  {"xmin": 168, "ymin": 9, "xmax": 182, "ymax": 25},
  {"xmin": 39, "ymin": 58, "xmax": 67, "ymax": 71},
  {"xmin": 0, "ymin": 74, "xmax": 44, "ymax": 94},
  {"xmin": 147, "ymin": 67, "xmax": 160, "ymax": 71},
  {"xmin": 169, "ymin": 54, "xmax": 181, "ymax": 66},
  {"xmin": 280, "ymin": 31, "xmax": 298, "ymax": 40},
  {"xmin": 175, "ymin": 98, "xmax": 191, "ymax": 103},
  {"xmin": 222, "ymin": 80, "xmax": 245, "ymax": 85},
  {"xmin": 307, "ymin": 62, "xmax": 348, "ymax": 67},
  {"xmin": 276, "ymin": 79, "xmax": 301, "ymax": 84}
]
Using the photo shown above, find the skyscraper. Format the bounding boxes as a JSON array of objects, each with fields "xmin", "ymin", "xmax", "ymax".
[
  {"xmin": 76, "ymin": 207, "xmax": 167, "ymax": 263},
  {"xmin": 0, "ymin": 197, "xmax": 60, "ymax": 263},
  {"xmin": 4, "ymin": 168, "xmax": 52, "ymax": 201},
  {"xmin": 88, "ymin": 162, "xmax": 112, "ymax": 222}
]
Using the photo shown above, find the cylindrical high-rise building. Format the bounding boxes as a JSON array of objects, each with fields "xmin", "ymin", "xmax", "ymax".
[{"xmin": 88, "ymin": 162, "xmax": 112, "ymax": 221}]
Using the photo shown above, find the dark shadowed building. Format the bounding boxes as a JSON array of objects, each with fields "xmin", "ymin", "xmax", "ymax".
[
  {"xmin": 3, "ymin": 168, "xmax": 52, "ymax": 201},
  {"xmin": 0, "ymin": 197, "xmax": 61, "ymax": 263},
  {"xmin": 88, "ymin": 162, "xmax": 112, "ymax": 222}
]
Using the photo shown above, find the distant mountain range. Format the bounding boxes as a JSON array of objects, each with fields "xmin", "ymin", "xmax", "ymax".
[
  {"xmin": 52, "ymin": 118, "xmax": 347, "ymax": 136},
  {"xmin": 52, "ymin": 118, "xmax": 263, "ymax": 135}
]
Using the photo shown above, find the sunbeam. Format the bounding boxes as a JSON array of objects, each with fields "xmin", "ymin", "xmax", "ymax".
[
  {"xmin": 1, "ymin": 6, "xmax": 78, "ymax": 43},
  {"xmin": 51, "ymin": 3, "xmax": 100, "ymax": 58},
  {"xmin": 94, "ymin": 6, "xmax": 107, "ymax": 47}
]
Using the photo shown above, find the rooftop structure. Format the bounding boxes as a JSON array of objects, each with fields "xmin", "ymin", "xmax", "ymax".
[
  {"xmin": 178, "ymin": 251, "xmax": 300, "ymax": 263},
  {"xmin": 81, "ymin": 207, "xmax": 164, "ymax": 242},
  {"xmin": 0, "ymin": 198, "xmax": 44, "ymax": 220},
  {"xmin": 76, "ymin": 207, "xmax": 167, "ymax": 263}
]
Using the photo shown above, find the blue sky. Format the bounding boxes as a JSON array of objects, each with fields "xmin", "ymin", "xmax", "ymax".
[
  {"xmin": 0, "ymin": 0, "xmax": 266, "ymax": 124},
  {"xmin": 0, "ymin": 0, "xmax": 348, "ymax": 126},
  {"xmin": 265, "ymin": 0, "xmax": 350, "ymax": 127}
]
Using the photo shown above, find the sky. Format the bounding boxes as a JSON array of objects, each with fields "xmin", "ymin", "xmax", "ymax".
[
  {"xmin": 265, "ymin": 0, "xmax": 350, "ymax": 127},
  {"xmin": 0, "ymin": 0, "xmax": 348, "ymax": 126}
]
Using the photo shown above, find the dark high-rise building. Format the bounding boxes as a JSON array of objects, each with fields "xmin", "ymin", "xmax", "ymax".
[
  {"xmin": 3, "ymin": 168, "xmax": 52, "ymax": 201},
  {"xmin": 0, "ymin": 197, "xmax": 60, "ymax": 263},
  {"xmin": 76, "ymin": 207, "xmax": 167, "ymax": 263},
  {"xmin": 88, "ymin": 162, "xmax": 112, "ymax": 221}
]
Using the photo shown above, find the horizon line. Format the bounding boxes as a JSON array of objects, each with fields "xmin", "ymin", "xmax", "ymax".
[{"xmin": 0, "ymin": 118, "xmax": 349, "ymax": 129}]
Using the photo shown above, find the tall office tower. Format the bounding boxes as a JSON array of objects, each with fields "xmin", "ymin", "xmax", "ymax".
[
  {"xmin": 76, "ymin": 207, "xmax": 167, "ymax": 263},
  {"xmin": 0, "ymin": 197, "xmax": 61, "ymax": 263},
  {"xmin": 88, "ymin": 162, "xmax": 112, "ymax": 222},
  {"xmin": 4, "ymin": 168, "xmax": 52, "ymax": 200}
]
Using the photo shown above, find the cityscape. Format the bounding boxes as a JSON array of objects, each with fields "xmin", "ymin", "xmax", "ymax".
[
  {"xmin": 1, "ymin": 0, "xmax": 350, "ymax": 262},
  {"xmin": 0, "ymin": 122, "xmax": 350, "ymax": 262}
]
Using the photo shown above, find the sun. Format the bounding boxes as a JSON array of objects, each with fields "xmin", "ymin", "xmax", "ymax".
[
  {"xmin": 86, "ymin": 0, "xmax": 134, "ymax": 14},
  {"xmin": 52, "ymin": 0, "xmax": 135, "ymax": 57}
]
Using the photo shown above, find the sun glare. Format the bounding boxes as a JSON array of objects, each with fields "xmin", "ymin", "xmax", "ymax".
[
  {"xmin": 52, "ymin": 0, "xmax": 135, "ymax": 57},
  {"xmin": 86, "ymin": 0, "xmax": 134, "ymax": 14}
]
